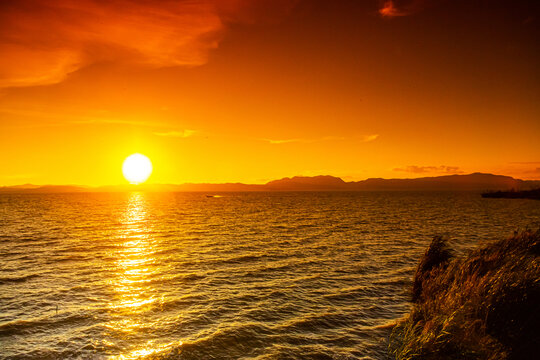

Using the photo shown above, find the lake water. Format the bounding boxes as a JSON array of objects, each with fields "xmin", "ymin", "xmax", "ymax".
[{"xmin": 1, "ymin": 192, "xmax": 539, "ymax": 359}]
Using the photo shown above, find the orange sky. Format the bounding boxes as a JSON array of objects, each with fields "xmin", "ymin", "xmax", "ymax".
[{"xmin": 1, "ymin": 0, "xmax": 539, "ymax": 186}]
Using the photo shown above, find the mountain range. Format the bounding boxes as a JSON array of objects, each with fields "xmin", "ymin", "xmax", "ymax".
[{"xmin": 1, "ymin": 173, "xmax": 539, "ymax": 193}]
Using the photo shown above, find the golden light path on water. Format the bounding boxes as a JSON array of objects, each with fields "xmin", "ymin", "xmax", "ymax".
[
  {"xmin": 107, "ymin": 192, "xmax": 181, "ymax": 359},
  {"xmin": 2, "ymin": 192, "xmax": 540, "ymax": 358}
]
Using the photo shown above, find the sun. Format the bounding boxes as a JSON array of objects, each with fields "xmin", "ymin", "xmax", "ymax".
[{"xmin": 122, "ymin": 153, "xmax": 153, "ymax": 184}]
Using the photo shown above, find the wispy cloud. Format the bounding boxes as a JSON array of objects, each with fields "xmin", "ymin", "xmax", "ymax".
[
  {"xmin": 263, "ymin": 138, "xmax": 306, "ymax": 144},
  {"xmin": 153, "ymin": 129, "xmax": 197, "ymax": 138},
  {"xmin": 505, "ymin": 162, "xmax": 540, "ymax": 179},
  {"xmin": 0, "ymin": 0, "xmax": 297, "ymax": 88},
  {"xmin": 361, "ymin": 134, "xmax": 379, "ymax": 142},
  {"xmin": 378, "ymin": 0, "xmax": 432, "ymax": 18},
  {"xmin": 261, "ymin": 134, "xmax": 378, "ymax": 144},
  {"xmin": 379, "ymin": 0, "xmax": 406, "ymax": 17},
  {"xmin": 261, "ymin": 137, "xmax": 341, "ymax": 144},
  {"xmin": 393, "ymin": 165, "xmax": 463, "ymax": 174}
]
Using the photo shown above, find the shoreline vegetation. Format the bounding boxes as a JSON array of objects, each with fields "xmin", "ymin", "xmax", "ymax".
[
  {"xmin": 482, "ymin": 189, "xmax": 540, "ymax": 200},
  {"xmin": 389, "ymin": 230, "xmax": 540, "ymax": 359}
]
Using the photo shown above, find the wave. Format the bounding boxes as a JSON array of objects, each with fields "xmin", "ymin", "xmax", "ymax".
[
  {"xmin": 277, "ymin": 312, "xmax": 353, "ymax": 332},
  {"xmin": 0, "ymin": 313, "xmax": 94, "ymax": 337},
  {"xmin": 177, "ymin": 323, "xmax": 272, "ymax": 360},
  {"xmin": 0, "ymin": 274, "xmax": 39, "ymax": 285},
  {"xmin": 3, "ymin": 191, "xmax": 532, "ymax": 358}
]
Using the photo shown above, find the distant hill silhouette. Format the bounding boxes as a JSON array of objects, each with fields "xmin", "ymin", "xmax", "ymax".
[
  {"xmin": 348, "ymin": 173, "xmax": 536, "ymax": 191},
  {"xmin": 1, "ymin": 173, "xmax": 539, "ymax": 193},
  {"xmin": 5, "ymin": 184, "xmax": 42, "ymax": 189},
  {"xmin": 482, "ymin": 188, "xmax": 540, "ymax": 200},
  {"xmin": 266, "ymin": 175, "xmax": 348, "ymax": 191},
  {"xmin": 0, "ymin": 185, "xmax": 89, "ymax": 193}
]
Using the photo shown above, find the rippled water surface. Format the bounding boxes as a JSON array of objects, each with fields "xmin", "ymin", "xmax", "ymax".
[{"xmin": 1, "ymin": 192, "xmax": 539, "ymax": 359}]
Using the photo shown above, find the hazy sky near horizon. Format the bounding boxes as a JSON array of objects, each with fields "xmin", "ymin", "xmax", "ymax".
[{"xmin": 1, "ymin": 0, "xmax": 539, "ymax": 186}]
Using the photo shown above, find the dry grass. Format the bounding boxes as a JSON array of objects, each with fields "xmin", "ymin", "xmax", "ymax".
[{"xmin": 389, "ymin": 229, "xmax": 540, "ymax": 360}]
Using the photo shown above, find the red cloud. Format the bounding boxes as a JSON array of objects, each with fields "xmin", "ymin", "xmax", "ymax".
[
  {"xmin": 379, "ymin": 1, "xmax": 406, "ymax": 17},
  {"xmin": 0, "ymin": 0, "xmax": 296, "ymax": 88},
  {"xmin": 378, "ymin": 0, "xmax": 433, "ymax": 18}
]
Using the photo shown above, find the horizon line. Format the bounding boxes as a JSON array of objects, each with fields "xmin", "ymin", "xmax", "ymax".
[{"xmin": 2, "ymin": 172, "xmax": 539, "ymax": 189}]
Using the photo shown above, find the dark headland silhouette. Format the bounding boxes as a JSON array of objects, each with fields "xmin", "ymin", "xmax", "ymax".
[
  {"xmin": 1, "ymin": 173, "xmax": 539, "ymax": 193},
  {"xmin": 482, "ymin": 188, "xmax": 540, "ymax": 200}
]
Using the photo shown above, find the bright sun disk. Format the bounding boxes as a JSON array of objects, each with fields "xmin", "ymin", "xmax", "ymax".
[{"xmin": 122, "ymin": 153, "xmax": 152, "ymax": 184}]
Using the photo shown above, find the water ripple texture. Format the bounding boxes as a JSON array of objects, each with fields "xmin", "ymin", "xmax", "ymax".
[{"xmin": 1, "ymin": 191, "xmax": 539, "ymax": 359}]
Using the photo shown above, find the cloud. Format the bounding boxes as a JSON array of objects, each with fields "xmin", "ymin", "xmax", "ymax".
[
  {"xmin": 506, "ymin": 162, "xmax": 540, "ymax": 177},
  {"xmin": 393, "ymin": 165, "xmax": 463, "ymax": 174},
  {"xmin": 261, "ymin": 134, "xmax": 378, "ymax": 144},
  {"xmin": 261, "ymin": 137, "xmax": 337, "ymax": 144},
  {"xmin": 153, "ymin": 129, "xmax": 197, "ymax": 138},
  {"xmin": 379, "ymin": 0, "xmax": 406, "ymax": 17},
  {"xmin": 378, "ymin": 0, "xmax": 432, "ymax": 18},
  {"xmin": 508, "ymin": 164, "xmax": 540, "ymax": 178},
  {"xmin": 0, "ymin": 0, "xmax": 297, "ymax": 88},
  {"xmin": 361, "ymin": 134, "xmax": 379, "ymax": 142},
  {"xmin": 264, "ymin": 138, "xmax": 305, "ymax": 144}
]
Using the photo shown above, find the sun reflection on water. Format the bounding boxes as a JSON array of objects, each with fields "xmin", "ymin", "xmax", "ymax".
[{"xmin": 107, "ymin": 192, "xmax": 181, "ymax": 359}]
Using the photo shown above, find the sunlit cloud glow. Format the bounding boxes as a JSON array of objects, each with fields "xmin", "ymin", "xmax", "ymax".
[
  {"xmin": 378, "ymin": 0, "xmax": 431, "ymax": 18},
  {"xmin": 0, "ymin": 0, "xmax": 297, "ymax": 88},
  {"xmin": 361, "ymin": 134, "xmax": 379, "ymax": 142},
  {"xmin": 379, "ymin": 1, "xmax": 405, "ymax": 17},
  {"xmin": 261, "ymin": 134, "xmax": 378, "ymax": 144}
]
